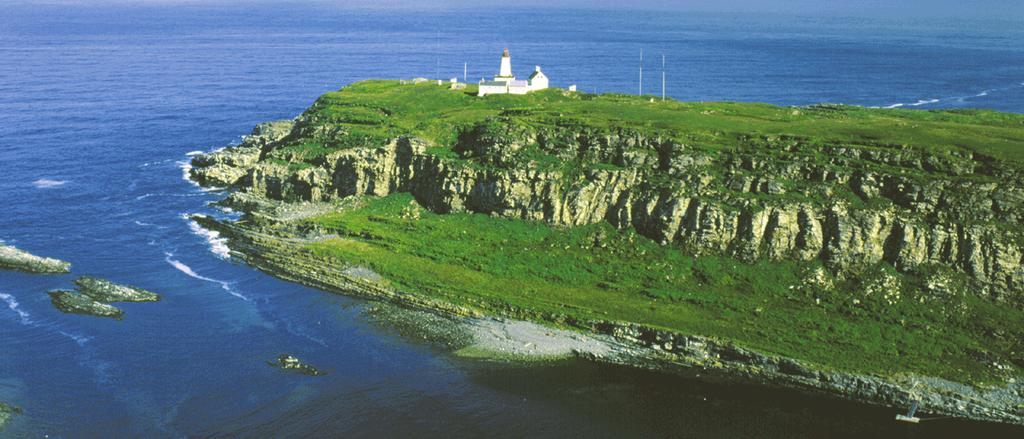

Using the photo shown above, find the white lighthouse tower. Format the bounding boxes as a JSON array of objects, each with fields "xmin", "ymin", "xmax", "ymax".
[
  {"xmin": 496, "ymin": 48, "xmax": 513, "ymax": 82},
  {"xmin": 477, "ymin": 48, "xmax": 550, "ymax": 96}
]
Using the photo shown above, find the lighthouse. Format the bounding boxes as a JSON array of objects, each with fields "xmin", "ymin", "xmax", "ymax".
[
  {"xmin": 477, "ymin": 48, "xmax": 550, "ymax": 96},
  {"xmin": 497, "ymin": 48, "xmax": 513, "ymax": 81}
]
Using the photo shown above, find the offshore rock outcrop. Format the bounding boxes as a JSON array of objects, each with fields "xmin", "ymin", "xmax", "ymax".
[
  {"xmin": 48, "ymin": 277, "xmax": 160, "ymax": 318},
  {"xmin": 192, "ymin": 118, "xmax": 1024, "ymax": 305},
  {"xmin": 0, "ymin": 402, "xmax": 22, "ymax": 432},
  {"xmin": 0, "ymin": 244, "xmax": 70, "ymax": 273},
  {"xmin": 48, "ymin": 290, "xmax": 124, "ymax": 319},
  {"xmin": 270, "ymin": 354, "xmax": 323, "ymax": 376},
  {"xmin": 75, "ymin": 276, "xmax": 160, "ymax": 302}
]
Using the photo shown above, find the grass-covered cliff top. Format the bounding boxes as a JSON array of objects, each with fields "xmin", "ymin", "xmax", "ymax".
[
  {"xmin": 292, "ymin": 79, "xmax": 1024, "ymax": 162},
  {"xmin": 302, "ymin": 193, "xmax": 1022, "ymax": 385}
]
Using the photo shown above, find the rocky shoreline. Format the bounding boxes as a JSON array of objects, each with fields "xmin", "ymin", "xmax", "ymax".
[
  {"xmin": 193, "ymin": 211, "xmax": 1024, "ymax": 425},
  {"xmin": 184, "ymin": 90, "xmax": 1024, "ymax": 426},
  {"xmin": 0, "ymin": 244, "xmax": 70, "ymax": 273}
]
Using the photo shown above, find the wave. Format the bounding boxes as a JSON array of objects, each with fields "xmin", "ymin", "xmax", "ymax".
[
  {"xmin": 187, "ymin": 218, "xmax": 231, "ymax": 259},
  {"xmin": 164, "ymin": 253, "xmax": 249, "ymax": 301},
  {"xmin": 33, "ymin": 178, "xmax": 66, "ymax": 188},
  {"xmin": 909, "ymin": 98, "xmax": 940, "ymax": 107},
  {"xmin": 134, "ymin": 220, "xmax": 153, "ymax": 227},
  {"xmin": 185, "ymin": 150, "xmax": 205, "ymax": 156},
  {"xmin": 177, "ymin": 160, "xmax": 201, "ymax": 189},
  {"xmin": 1, "ymin": 292, "xmax": 92, "ymax": 345},
  {"xmin": 877, "ymin": 81, "xmax": 1024, "ymax": 109},
  {"xmin": 1, "ymin": 292, "xmax": 33, "ymax": 325}
]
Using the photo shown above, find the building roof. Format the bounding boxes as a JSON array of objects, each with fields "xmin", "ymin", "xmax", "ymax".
[
  {"xmin": 528, "ymin": 70, "xmax": 547, "ymax": 80},
  {"xmin": 509, "ymin": 80, "xmax": 529, "ymax": 87},
  {"xmin": 480, "ymin": 81, "xmax": 507, "ymax": 87}
]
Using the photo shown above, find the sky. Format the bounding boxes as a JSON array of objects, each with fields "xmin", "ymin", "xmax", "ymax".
[{"xmin": 10, "ymin": 0, "xmax": 1024, "ymax": 20}]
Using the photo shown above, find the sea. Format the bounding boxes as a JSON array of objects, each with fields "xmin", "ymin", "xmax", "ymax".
[{"xmin": 1, "ymin": 3, "xmax": 1023, "ymax": 437}]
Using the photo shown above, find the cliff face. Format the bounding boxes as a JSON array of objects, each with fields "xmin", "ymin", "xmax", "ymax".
[{"xmin": 192, "ymin": 116, "xmax": 1024, "ymax": 305}]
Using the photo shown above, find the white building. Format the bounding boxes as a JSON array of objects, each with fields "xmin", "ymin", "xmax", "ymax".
[{"xmin": 478, "ymin": 49, "xmax": 550, "ymax": 96}]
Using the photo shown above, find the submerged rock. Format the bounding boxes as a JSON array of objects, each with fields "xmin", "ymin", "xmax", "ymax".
[
  {"xmin": 48, "ymin": 290, "xmax": 124, "ymax": 319},
  {"xmin": 270, "ymin": 354, "xmax": 323, "ymax": 376},
  {"xmin": 0, "ymin": 402, "xmax": 22, "ymax": 431},
  {"xmin": 0, "ymin": 244, "xmax": 70, "ymax": 273},
  {"xmin": 75, "ymin": 276, "xmax": 160, "ymax": 302}
]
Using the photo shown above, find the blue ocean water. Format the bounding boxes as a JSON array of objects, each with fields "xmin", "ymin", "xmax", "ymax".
[{"xmin": 1, "ymin": 4, "xmax": 1023, "ymax": 437}]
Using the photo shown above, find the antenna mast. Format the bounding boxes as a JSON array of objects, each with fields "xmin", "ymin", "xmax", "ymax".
[
  {"xmin": 464, "ymin": 62, "xmax": 467, "ymax": 82},
  {"xmin": 662, "ymin": 54, "xmax": 666, "ymax": 101},
  {"xmin": 639, "ymin": 49, "xmax": 644, "ymax": 96},
  {"xmin": 435, "ymin": 30, "xmax": 440, "ymax": 79}
]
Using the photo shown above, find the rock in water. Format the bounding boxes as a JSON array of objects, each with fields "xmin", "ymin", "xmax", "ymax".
[
  {"xmin": 270, "ymin": 354, "xmax": 323, "ymax": 376},
  {"xmin": 0, "ymin": 402, "xmax": 22, "ymax": 432},
  {"xmin": 48, "ymin": 290, "xmax": 124, "ymax": 319},
  {"xmin": 75, "ymin": 276, "xmax": 160, "ymax": 302},
  {"xmin": 0, "ymin": 244, "xmax": 70, "ymax": 273}
]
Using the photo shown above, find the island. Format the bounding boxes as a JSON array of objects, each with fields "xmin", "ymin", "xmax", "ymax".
[
  {"xmin": 189, "ymin": 80, "xmax": 1024, "ymax": 425},
  {"xmin": 0, "ymin": 244, "xmax": 70, "ymax": 273}
]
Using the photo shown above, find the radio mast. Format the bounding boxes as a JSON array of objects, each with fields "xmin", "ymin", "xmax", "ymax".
[{"xmin": 639, "ymin": 49, "xmax": 644, "ymax": 96}]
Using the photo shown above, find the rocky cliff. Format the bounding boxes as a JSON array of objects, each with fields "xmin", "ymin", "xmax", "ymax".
[{"xmin": 192, "ymin": 112, "xmax": 1024, "ymax": 306}]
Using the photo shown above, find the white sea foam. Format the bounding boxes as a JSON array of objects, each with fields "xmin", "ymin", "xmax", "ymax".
[
  {"xmin": 185, "ymin": 150, "xmax": 205, "ymax": 156},
  {"xmin": 188, "ymin": 219, "xmax": 231, "ymax": 259},
  {"xmin": 59, "ymin": 330, "xmax": 93, "ymax": 346},
  {"xmin": 2, "ymin": 292, "xmax": 92, "ymax": 345},
  {"xmin": 909, "ymin": 98, "xmax": 940, "ymax": 107},
  {"xmin": 33, "ymin": 178, "xmax": 66, "ymax": 188},
  {"xmin": 883, "ymin": 103, "xmax": 905, "ymax": 109},
  {"xmin": 164, "ymin": 253, "xmax": 249, "ymax": 301},
  {"xmin": 177, "ymin": 160, "xmax": 201, "ymax": 188},
  {"xmin": 1, "ymin": 292, "xmax": 33, "ymax": 325}
]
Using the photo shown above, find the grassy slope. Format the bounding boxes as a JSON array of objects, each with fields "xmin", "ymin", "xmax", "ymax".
[
  {"xmin": 266, "ymin": 80, "xmax": 1024, "ymax": 384},
  {"xmin": 305, "ymin": 194, "xmax": 1022, "ymax": 385},
  {"xmin": 277, "ymin": 79, "xmax": 1024, "ymax": 163}
]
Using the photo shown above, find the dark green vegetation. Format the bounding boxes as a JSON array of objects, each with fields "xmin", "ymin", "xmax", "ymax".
[
  {"xmin": 267, "ymin": 80, "xmax": 1024, "ymax": 165},
  {"xmin": 305, "ymin": 193, "xmax": 1021, "ymax": 385}
]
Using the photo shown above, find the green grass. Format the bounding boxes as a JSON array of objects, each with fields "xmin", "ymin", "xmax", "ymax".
[
  {"xmin": 284, "ymin": 80, "xmax": 1024, "ymax": 164},
  {"xmin": 304, "ymin": 193, "xmax": 1023, "ymax": 385}
]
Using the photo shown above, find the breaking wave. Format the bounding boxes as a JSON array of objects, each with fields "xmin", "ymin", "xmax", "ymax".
[
  {"xmin": 1, "ymin": 292, "xmax": 33, "ymax": 325},
  {"xmin": 188, "ymin": 219, "xmax": 231, "ymax": 259},
  {"xmin": 164, "ymin": 253, "xmax": 249, "ymax": 301},
  {"xmin": 1, "ymin": 292, "xmax": 92, "ymax": 345},
  {"xmin": 33, "ymin": 178, "xmax": 66, "ymax": 188}
]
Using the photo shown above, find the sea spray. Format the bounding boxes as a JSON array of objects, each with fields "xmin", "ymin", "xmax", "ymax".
[{"xmin": 185, "ymin": 216, "xmax": 231, "ymax": 259}]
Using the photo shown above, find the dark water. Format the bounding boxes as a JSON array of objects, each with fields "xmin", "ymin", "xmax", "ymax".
[{"xmin": 1, "ymin": 4, "xmax": 1023, "ymax": 437}]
